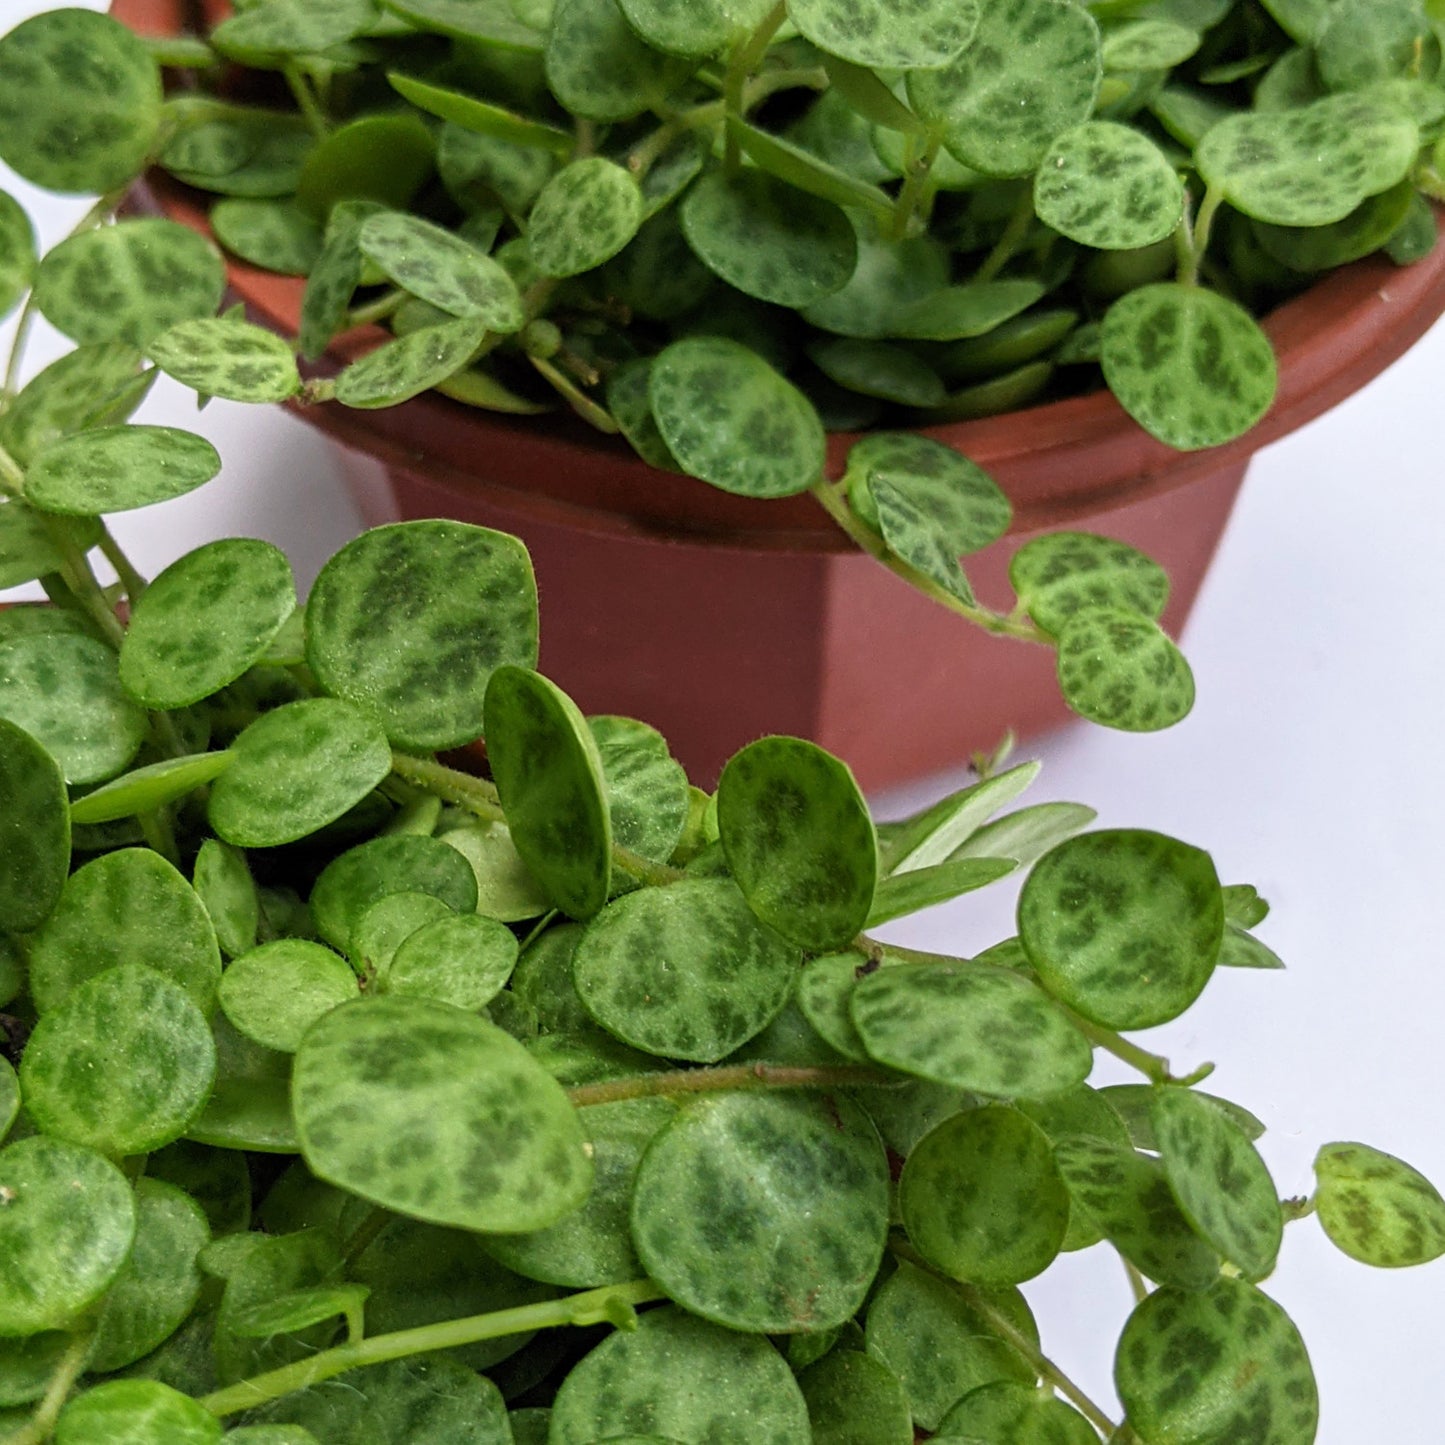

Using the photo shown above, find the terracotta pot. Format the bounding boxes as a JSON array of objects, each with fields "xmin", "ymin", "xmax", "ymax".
[{"xmin": 115, "ymin": 0, "xmax": 1445, "ymax": 788}]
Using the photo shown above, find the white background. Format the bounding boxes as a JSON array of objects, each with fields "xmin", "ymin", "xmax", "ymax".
[{"xmin": 4, "ymin": 2, "xmax": 1445, "ymax": 1438}]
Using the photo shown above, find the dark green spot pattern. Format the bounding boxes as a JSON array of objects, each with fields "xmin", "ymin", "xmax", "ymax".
[
  {"xmin": 528, "ymin": 158, "xmax": 644, "ymax": 279},
  {"xmin": 26, "ymin": 424, "xmax": 220, "ymax": 516},
  {"xmin": 1009, "ymin": 531, "xmax": 1168, "ymax": 638},
  {"xmin": 0, "ymin": 718, "xmax": 69, "ymax": 933},
  {"xmin": 358, "ymin": 212, "xmax": 522, "ymax": 328},
  {"xmin": 787, "ymin": 0, "xmax": 980, "ymax": 69},
  {"xmin": 1314, "ymin": 1141, "xmax": 1445, "ymax": 1268},
  {"xmin": 148, "ymin": 318, "xmax": 301, "ymax": 404},
  {"xmin": 1055, "ymin": 606, "xmax": 1195, "ymax": 732},
  {"xmin": 1034, "ymin": 121, "xmax": 1183, "ymax": 250}
]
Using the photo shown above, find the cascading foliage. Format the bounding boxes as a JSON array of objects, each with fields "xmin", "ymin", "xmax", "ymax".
[{"xmin": 23, "ymin": 2, "xmax": 1445, "ymax": 733}]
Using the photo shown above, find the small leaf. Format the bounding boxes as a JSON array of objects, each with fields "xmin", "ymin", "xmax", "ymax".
[
  {"xmin": 803, "ymin": 216, "xmax": 949, "ymax": 340},
  {"xmin": 1035, "ymin": 121, "xmax": 1183, "ymax": 250},
  {"xmin": 229, "ymin": 1284, "xmax": 369, "ymax": 1339},
  {"xmin": 27, "ymin": 424, "xmax": 220, "ymax": 516},
  {"xmin": 358, "ymin": 212, "xmax": 522, "ymax": 327},
  {"xmin": 387, "ymin": 72, "xmax": 571, "ymax": 156},
  {"xmin": 865, "ymin": 856, "xmax": 1015, "ymax": 926},
  {"xmin": 211, "ymin": 198, "xmax": 323, "ymax": 276},
  {"xmin": 807, "ymin": 338, "xmax": 946, "ymax": 408},
  {"xmin": 1314, "ymin": 1142, "xmax": 1445, "ymax": 1268},
  {"xmin": 161, "ymin": 103, "xmax": 313, "ymax": 199},
  {"xmin": 35, "ymin": 220, "xmax": 224, "ymax": 348},
  {"xmin": 440, "ymin": 821, "xmax": 551, "ymax": 922},
  {"xmin": 55, "ymin": 1380, "xmax": 221, "ymax": 1445},
  {"xmin": 878, "ymin": 760, "xmax": 1040, "ymax": 874},
  {"xmin": 787, "ymin": 0, "xmax": 980, "ymax": 68},
  {"xmin": 632, "ymin": 1092, "xmax": 889, "ymax": 1333},
  {"xmin": 210, "ymin": 0, "xmax": 379, "ymax": 60},
  {"xmin": 1055, "ymin": 607, "xmax": 1196, "ymax": 732},
  {"xmin": 306, "ymin": 520, "xmax": 538, "ymax": 752},
  {"xmin": 1019, "ymin": 829, "xmax": 1223, "ymax": 1029},
  {"xmin": 335, "ymin": 316, "xmax": 490, "ymax": 407},
  {"xmin": 529, "ymin": 158, "xmax": 644, "ymax": 278},
  {"xmin": 1009, "ymin": 531, "xmax": 1168, "ymax": 638},
  {"xmin": 220, "ymin": 940, "xmax": 360, "ymax": 1053},
  {"xmin": 187, "ymin": 1014, "xmax": 297, "ymax": 1154},
  {"xmin": 937, "ymin": 1381, "xmax": 1097, "ymax": 1444},
  {"xmin": 1218, "ymin": 923, "xmax": 1285, "ymax": 970},
  {"xmin": 293, "ymin": 995, "xmax": 592, "ymax": 1232},
  {"xmin": 295, "ymin": 113, "xmax": 437, "ymax": 217},
  {"xmin": 618, "ymin": 0, "xmax": 773, "ymax": 57},
  {"xmin": 383, "ymin": 912, "xmax": 519, "ymax": 1010},
  {"xmin": 0, "ymin": 342, "xmax": 143, "ymax": 468},
  {"xmin": 0, "ymin": 189, "xmax": 36, "ymax": 321},
  {"xmin": 0, "ymin": 10, "xmax": 161, "ymax": 194},
  {"xmin": 545, "ymin": 0, "xmax": 688, "ymax": 122},
  {"xmin": 729, "ymin": 120, "xmax": 896, "ymax": 220},
  {"xmin": 952, "ymin": 801, "xmax": 1098, "ymax": 868},
  {"xmin": 1102, "ymin": 18, "xmax": 1201, "ymax": 70},
  {"xmin": 796, "ymin": 952, "xmax": 872, "ymax": 1063},
  {"xmin": 799, "ymin": 1349, "xmax": 912, "ymax": 1445},
  {"xmin": 69, "ymin": 751, "xmax": 234, "ymax": 826},
  {"xmin": 148, "ymin": 317, "xmax": 302, "ymax": 403},
  {"xmin": 298, "ymin": 202, "xmax": 370, "ymax": 360},
  {"xmin": 0, "ymin": 717, "xmax": 70, "ymax": 932},
  {"xmin": 589, "ymin": 715, "xmax": 690, "ymax": 864},
  {"xmin": 892, "ymin": 281, "xmax": 1046, "ymax": 342},
  {"xmin": 1315, "ymin": 0, "xmax": 1431, "ymax": 93}
]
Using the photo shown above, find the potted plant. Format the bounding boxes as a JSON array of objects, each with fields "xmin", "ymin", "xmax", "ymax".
[
  {"xmin": 9, "ymin": 0, "xmax": 1445, "ymax": 787},
  {"xmin": 1, "ymin": 222, "xmax": 1443, "ymax": 1436}
]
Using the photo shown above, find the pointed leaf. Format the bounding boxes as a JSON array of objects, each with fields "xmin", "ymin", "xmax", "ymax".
[{"xmin": 358, "ymin": 212, "xmax": 523, "ymax": 327}]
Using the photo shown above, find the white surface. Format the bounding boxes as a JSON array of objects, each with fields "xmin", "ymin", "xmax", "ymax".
[{"xmin": 4, "ymin": 4, "xmax": 1445, "ymax": 1437}]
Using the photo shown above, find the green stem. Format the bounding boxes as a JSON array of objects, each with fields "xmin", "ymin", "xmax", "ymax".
[
  {"xmin": 283, "ymin": 63, "xmax": 329, "ymax": 137},
  {"xmin": 1281, "ymin": 1195, "xmax": 1316, "ymax": 1223},
  {"xmin": 974, "ymin": 185, "xmax": 1037, "ymax": 284},
  {"xmin": 1176, "ymin": 184, "xmax": 1224, "ymax": 289},
  {"xmin": 1121, "ymin": 1252, "xmax": 1149, "ymax": 1305},
  {"xmin": 890, "ymin": 1238, "xmax": 1120, "ymax": 1437},
  {"xmin": 567, "ymin": 1061, "xmax": 896, "ymax": 1109},
  {"xmin": 346, "ymin": 290, "xmax": 406, "ymax": 329},
  {"xmin": 199, "ymin": 1281, "xmax": 667, "ymax": 1419},
  {"xmin": 809, "ymin": 480, "xmax": 1048, "ymax": 644},
  {"xmin": 388, "ymin": 752, "xmax": 505, "ymax": 823},
  {"xmin": 1, "ymin": 295, "xmax": 39, "ymax": 408},
  {"xmin": 138, "ymin": 809, "xmax": 181, "ymax": 869},
  {"xmin": 891, "ymin": 132, "xmax": 941, "ymax": 241},
  {"xmin": 3, "ymin": 1329, "xmax": 94, "ymax": 1445},
  {"xmin": 98, "ymin": 525, "xmax": 150, "ymax": 606},
  {"xmin": 1058, "ymin": 1006, "xmax": 1172, "ymax": 1085},
  {"xmin": 611, "ymin": 844, "xmax": 685, "ymax": 888},
  {"xmin": 722, "ymin": 0, "xmax": 788, "ymax": 171}
]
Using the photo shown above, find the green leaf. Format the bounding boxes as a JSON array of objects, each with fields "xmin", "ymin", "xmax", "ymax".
[
  {"xmin": 549, "ymin": 1305, "xmax": 809, "ymax": 1445},
  {"xmin": 1314, "ymin": 1141, "xmax": 1445, "ymax": 1268},
  {"xmin": 681, "ymin": 169, "xmax": 856, "ymax": 308},
  {"xmin": 891, "ymin": 281, "xmax": 1047, "ymax": 342},
  {"xmin": 26, "ymin": 424, "xmax": 220, "ymax": 516},
  {"xmin": 1151, "ymin": 1086, "xmax": 1282, "ymax": 1281},
  {"xmin": 208, "ymin": 698, "xmax": 392, "ymax": 848},
  {"xmin": 528, "ymin": 158, "xmax": 644, "ymax": 278},
  {"xmin": 808, "ymin": 339, "xmax": 945, "ymax": 408},
  {"xmin": 632, "ymin": 1091, "xmax": 889, "ymax": 1333},
  {"xmin": 545, "ymin": 0, "xmax": 688, "ymax": 122},
  {"xmin": 148, "ymin": 317, "xmax": 302, "ymax": 403},
  {"xmin": 90, "ymin": 1178, "xmax": 210, "ymax": 1373},
  {"xmin": 908, "ymin": 0, "xmax": 1102, "ymax": 176},
  {"xmin": 0, "ymin": 1060, "xmax": 16, "ymax": 1141},
  {"xmin": 307, "ymin": 521, "xmax": 538, "ymax": 752},
  {"xmin": 1009, "ymin": 531, "xmax": 1168, "ymax": 638},
  {"xmin": 1034, "ymin": 121, "xmax": 1183, "ymax": 250},
  {"xmin": 351, "ymin": 891, "xmax": 454, "ymax": 976},
  {"xmin": 0, "ymin": 1331, "xmax": 75, "ymax": 1411},
  {"xmin": 0, "ymin": 1137, "xmax": 135, "ymax": 1335},
  {"xmin": 225, "ymin": 1429, "xmax": 321, "ymax": 1445},
  {"xmin": 210, "ymin": 0, "xmax": 380, "ymax": 61},
  {"xmin": 0, "ymin": 717, "xmax": 69, "ymax": 933},
  {"xmin": 851, "ymin": 960, "xmax": 1092, "ymax": 1098},
  {"xmin": 798, "ymin": 1349, "xmax": 911, "ymax": 1445},
  {"xmin": 437, "ymin": 122, "xmax": 556, "ymax": 217},
  {"xmin": 229, "ymin": 1284, "xmax": 369, "ymax": 1339},
  {"xmin": 440, "ymin": 821, "xmax": 551, "ymax": 922},
  {"xmin": 1102, "ymin": 18, "xmax": 1201, "ymax": 69},
  {"xmin": 21, "ymin": 963, "xmax": 217, "ymax": 1156},
  {"xmin": 382, "ymin": 0, "xmax": 546, "ymax": 45},
  {"xmin": 0, "ymin": 632, "xmax": 146, "ymax": 787},
  {"xmin": 937, "ymin": 1381, "xmax": 1097, "ymax": 1444},
  {"xmin": 796, "ymin": 953, "xmax": 872, "ymax": 1062},
  {"xmin": 193, "ymin": 841, "xmax": 260, "ymax": 960},
  {"xmin": 293, "ymin": 995, "xmax": 592, "ymax": 1232},
  {"xmin": 1316, "ymin": 0, "xmax": 1431, "ymax": 92},
  {"xmin": 297, "ymin": 202, "xmax": 369, "ymax": 361},
  {"xmin": 1197, "ymin": 93, "xmax": 1419, "ymax": 227},
  {"xmin": 648, "ymin": 337, "xmax": 825, "ymax": 498},
  {"xmin": 69, "ymin": 751, "xmax": 233, "ymax": 826},
  {"xmin": 219, "ymin": 940, "xmax": 359, "ymax": 1053},
  {"xmin": 803, "ymin": 215, "xmax": 949, "ymax": 340},
  {"xmin": 187, "ymin": 1014, "xmax": 297, "ymax": 1154},
  {"xmin": 148, "ymin": 1138, "xmax": 251, "ymax": 1236},
  {"xmin": 952, "ymin": 802, "xmax": 1098, "ymax": 869},
  {"xmin": 0, "ymin": 189, "xmax": 35, "ymax": 322},
  {"xmin": 1019, "ymin": 829, "xmax": 1223, "ymax": 1029},
  {"xmin": 0, "ymin": 10, "xmax": 161, "ymax": 194},
  {"xmin": 211, "ymin": 198, "xmax": 323, "ymax": 276},
  {"xmin": 358, "ymin": 213, "xmax": 523, "ymax": 327},
  {"xmin": 295, "ymin": 113, "xmax": 437, "ymax": 217},
  {"xmin": 28, "ymin": 846, "xmax": 222, "ymax": 1017},
  {"xmin": 618, "ymin": 0, "xmax": 773, "ymax": 56},
  {"xmin": 1114, "ymin": 1279, "xmax": 1317, "ymax": 1444},
  {"xmin": 787, "ymin": 0, "xmax": 980, "ymax": 68},
  {"xmin": 160, "ymin": 103, "xmax": 314, "ymax": 199},
  {"xmin": 335, "ymin": 316, "xmax": 491, "ymax": 407},
  {"xmin": 387, "ymin": 72, "xmax": 571, "ymax": 156},
  {"xmin": 1055, "ymin": 607, "xmax": 1196, "ymax": 731},
  {"xmin": 865, "ymin": 857, "xmax": 1016, "ymax": 926},
  {"xmin": 382, "ymin": 912, "xmax": 519, "ymax": 1010},
  {"xmin": 573, "ymin": 877, "xmax": 798, "ymax": 1061},
  {"xmin": 119, "ymin": 539, "xmax": 295, "ymax": 708},
  {"xmin": 729, "ymin": 120, "xmax": 896, "ymax": 221},
  {"xmin": 902, "ymin": 1106, "xmax": 1069, "ymax": 1286},
  {"xmin": 589, "ymin": 716, "xmax": 690, "ymax": 864},
  {"xmin": 56, "ymin": 1380, "xmax": 220, "ymax": 1445},
  {"xmin": 864, "ymin": 1261, "xmax": 1037, "ymax": 1431},
  {"xmin": 0, "ymin": 342, "xmax": 143, "ymax": 468},
  {"xmin": 718, "ymin": 735, "xmax": 877, "ymax": 952},
  {"xmin": 34, "ymin": 220, "xmax": 223, "ymax": 348},
  {"xmin": 1101, "ymin": 283, "xmax": 1276, "ymax": 451},
  {"xmin": 878, "ymin": 761, "xmax": 1040, "ymax": 874}
]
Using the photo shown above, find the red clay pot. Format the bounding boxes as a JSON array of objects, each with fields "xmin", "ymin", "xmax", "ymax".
[{"xmin": 115, "ymin": 0, "xmax": 1445, "ymax": 788}]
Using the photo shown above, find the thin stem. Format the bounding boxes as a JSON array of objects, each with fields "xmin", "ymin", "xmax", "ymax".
[
  {"xmin": 611, "ymin": 843, "xmax": 685, "ymax": 888},
  {"xmin": 722, "ymin": 0, "xmax": 788, "ymax": 171},
  {"xmin": 199, "ymin": 1281, "xmax": 667, "ymax": 1419},
  {"xmin": 346, "ymin": 289, "xmax": 406, "ymax": 329},
  {"xmin": 340, "ymin": 1205, "xmax": 392, "ymax": 1268},
  {"xmin": 891, "ymin": 1238, "xmax": 1120, "ymax": 1437},
  {"xmin": 1121, "ymin": 1252, "xmax": 1149, "ymax": 1305},
  {"xmin": 3, "ymin": 1329, "xmax": 94, "ymax": 1445},
  {"xmin": 974, "ymin": 185, "xmax": 1037, "ymax": 284},
  {"xmin": 98, "ymin": 525, "xmax": 150, "ymax": 606},
  {"xmin": 1, "ymin": 295, "xmax": 39, "ymax": 407},
  {"xmin": 567, "ymin": 1061, "xmax": 895, "ymax": 1109},
  {"xmin": 138, "ymin": 809, "xmax": 182, "ymax": 869},
  {"xmin": 283, "ymin": 63, "xmax": 329, "ymax": 137},
  {"xmin": 809, "ymin": 480, "xmax": 1048, "ymax": 644},
  {"xmin": 1177, "ymin": 184, "xmax": 1225, "ymax": 289},
  {"xmin": 1058, "ymin": 1005, "xmax": 1173, "ymax": 1085},
  {"xmin": 891, "ymin": 132, "xmax": 941, "ymax": 241},
  {"xmin": 388, "ymin": 752, "xmax": 505, "ymax": 823}
]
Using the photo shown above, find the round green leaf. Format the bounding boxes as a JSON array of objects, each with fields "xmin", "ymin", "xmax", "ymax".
[
  {"xmin": 681, "ymin": 169, "xmax": 856, "ymax": 308},
  {"xmin": 620, "ymin": 0, "xmax": 773, "ymax": 55},
  {"xmin": 891, "ymin": 281, "xmax": 1047, "ymax": 343},
  {"xmin": 0, "ymin": 717, "xmax": 69, "ymax": 933},
  {"xmin": 358, "ymin": 213, "xmax": 522, "ymax": 327},
  {"xmin": 193, "ymin": 840, "xmax": 259, "ymax": 961},
  {"xmin": 803, "ymin": 217, "xmax": 949, "ymax": 339},
  {"xmin": 1103, "ymin": 18, "xmax": 1201, "ymax": 70},
  {"xmin": 90, "ymin": 1178, "xmax": 210, "ymax": 1372},
  {"xmin": 0, "ymin": 1135, "xmax": 136, "ymax": 1335},
  {"xmin": 649, "ymin": 336, "xmax": 825, "ymax": 498},
  {"xmin": 34, "ymin": 220, "xmax": 223, "ymax": 348},
  {"xmin": 632, "ymin": 1091, "xmax": 888, "ymax": 1333},
  {"xmin": 549, "ymin": 1305, "xmax": 809, "ymax": 1445},
  {"xmin": 211, "ymin": 198, "xmax": 322, "ymax": 276},
  {"xmin": 293, "ymin": 995, "xmax": 592, "ymax": 1232},
  {"xmin": 590, "ymin": 716, "xmax": 690, "ymax": 865},
  {"xmin": 1009, "ymin": 531, "xmax": 1168, "ymax": 638},
  {"xmin": 0, "ymin": 189, "xmax": 35, "ymax": 321},
  {"xmin": 545, "ymin": 0, "xmax": 688, "ymax": 122},
  {"xmin": 297, "ymin": 202, "xmax": 367, "ymax": 361},
  {"xmin": 807, "ymin": 338, "xmax": 945, "ymax": 408},
  {"xmin": 1151, "ymin": 1086, "xmax": 1282, "ymax": 1282},
  {"xmin": 901, "ymin": 1107, "xmax": 1069, "ymax": 1286},
  {"xmin": 306, "ymin": 520, "xmax": 538, "ymax": 752},
  {"xmin": 573, "ymin": 877, "xmax": 798, "ymax": 1061},
  {"xmin": 487, "ymin": 1096, "xmax": 676, "ymax": 1287},
  {"xmin": 1114, "ymin": 1279, "xmax": 1317, "ymax": 1445},
  {"xmin": 210, "ymin": 0, "xmax": 378, "ymax": 60},
  {"xmin": 160, "ymin": 105, "xmax": 313, "ymax": 199},
  {"xmin": 1034, "ymin": 122, "xmax": 1183, "ymax": 250},
  {"xmin": 220, "ymin": 940, "xmax": 359, "ymax": 1053},
  {"xmin": 529, "ymin": 158, "xmax": 644, "ymax": 278},
  {"xmin": 0, "ymin": 632, "xmax": 146, "ymax": 786},
  {"xmin": 0, "ymin": 341, "xmax": 143, "ymax": 468},
  {"xmin": 1019, "ymin": 830, "xmax": 1223, "ymax": 1029},
  {"xmin": 1314, "ymin": 1142, "xmax": 1445, "ymax": 1268},
  {"xmin": 208, "ymin": 698, "xmax": 392, "ymax": 848},
  {"xmin": 1101, "ymin": 283, "xmax": 1276, "ymax": 451},
  {"xmin": 0, "ymin": 10, "xmax": 161, "ymax": 194},
  {"xmin": 797, "ymin": 952, "xmax": 872, "ymax": 1062},
  {"xmin": 119, "ymin": 538, "xmax": 295, "ymax": 708},
  {"xmin": 908, "ymin": 0, "xmax": 1101, "ymax": 177},
  {"xmin": 187, "ymin": 1014, "xmax": 296, "ymax": 1154},
  {"xmin": 296, "ymin": 112, "xmax": 437, "ymax": 216},
  {"xmin": 1254, "ymin": 179, "xmax": 1416, "ymax": 274},
  {"xmin": 1055, "ymin": 607, "xmax": 1196, "ymax": 732},
  {"xmin": 851, "ymin": 960, "xmax": 1092, "ymax": 1099},
  {"xmin": 718, "ymin": 735, "xmax": 877, "ymax": 952},
  {"xmin": 384, "ymin": 912, "xmax": 519, "ymax": 1010},
  {"xmin": 798, "ymin": 1349, "xmax": 912, "ymax": 1445},
  {"xmin": 937, "ymin": 1381, "xmax": 1098, "ymax": 1445},
  {"xmin": 485, "ymin": 666, "xmax": 611, "ymax": 919},
  {"xmin": 56, "ymin": 1379, "xmax": 220, "ymax": 1445},
  {"xmin": 787, "ymin": 0, "xmax": 979, "ymax": 68},
  {"xmin": 27, "ymin": 846, "xmax": 222, "ymax": 1017},
  {"xmin": 26, "ymin": 424, "xmax": 220, "ymax": 515},
  {"xmin": 350, "ymin": 891, "xmax": 454, "ymax": 977},
  {"xmin": 148, "ymin": 318, "xmax": 302, "ymax": 403},
  {"xmin": 147, "ymin": 1138, "xmax": 251, "ymax": 1236},
  {"xmin": 22, "ymin": 964, "xmax": 217, "ymax": 1156},
  {"xmin": 442, "ymin": 822, "xmax": 551, "ymax": 922},
  {"xmin": 1197, "ymin": 93, "xmax": 1419, "ymax": 227}
]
